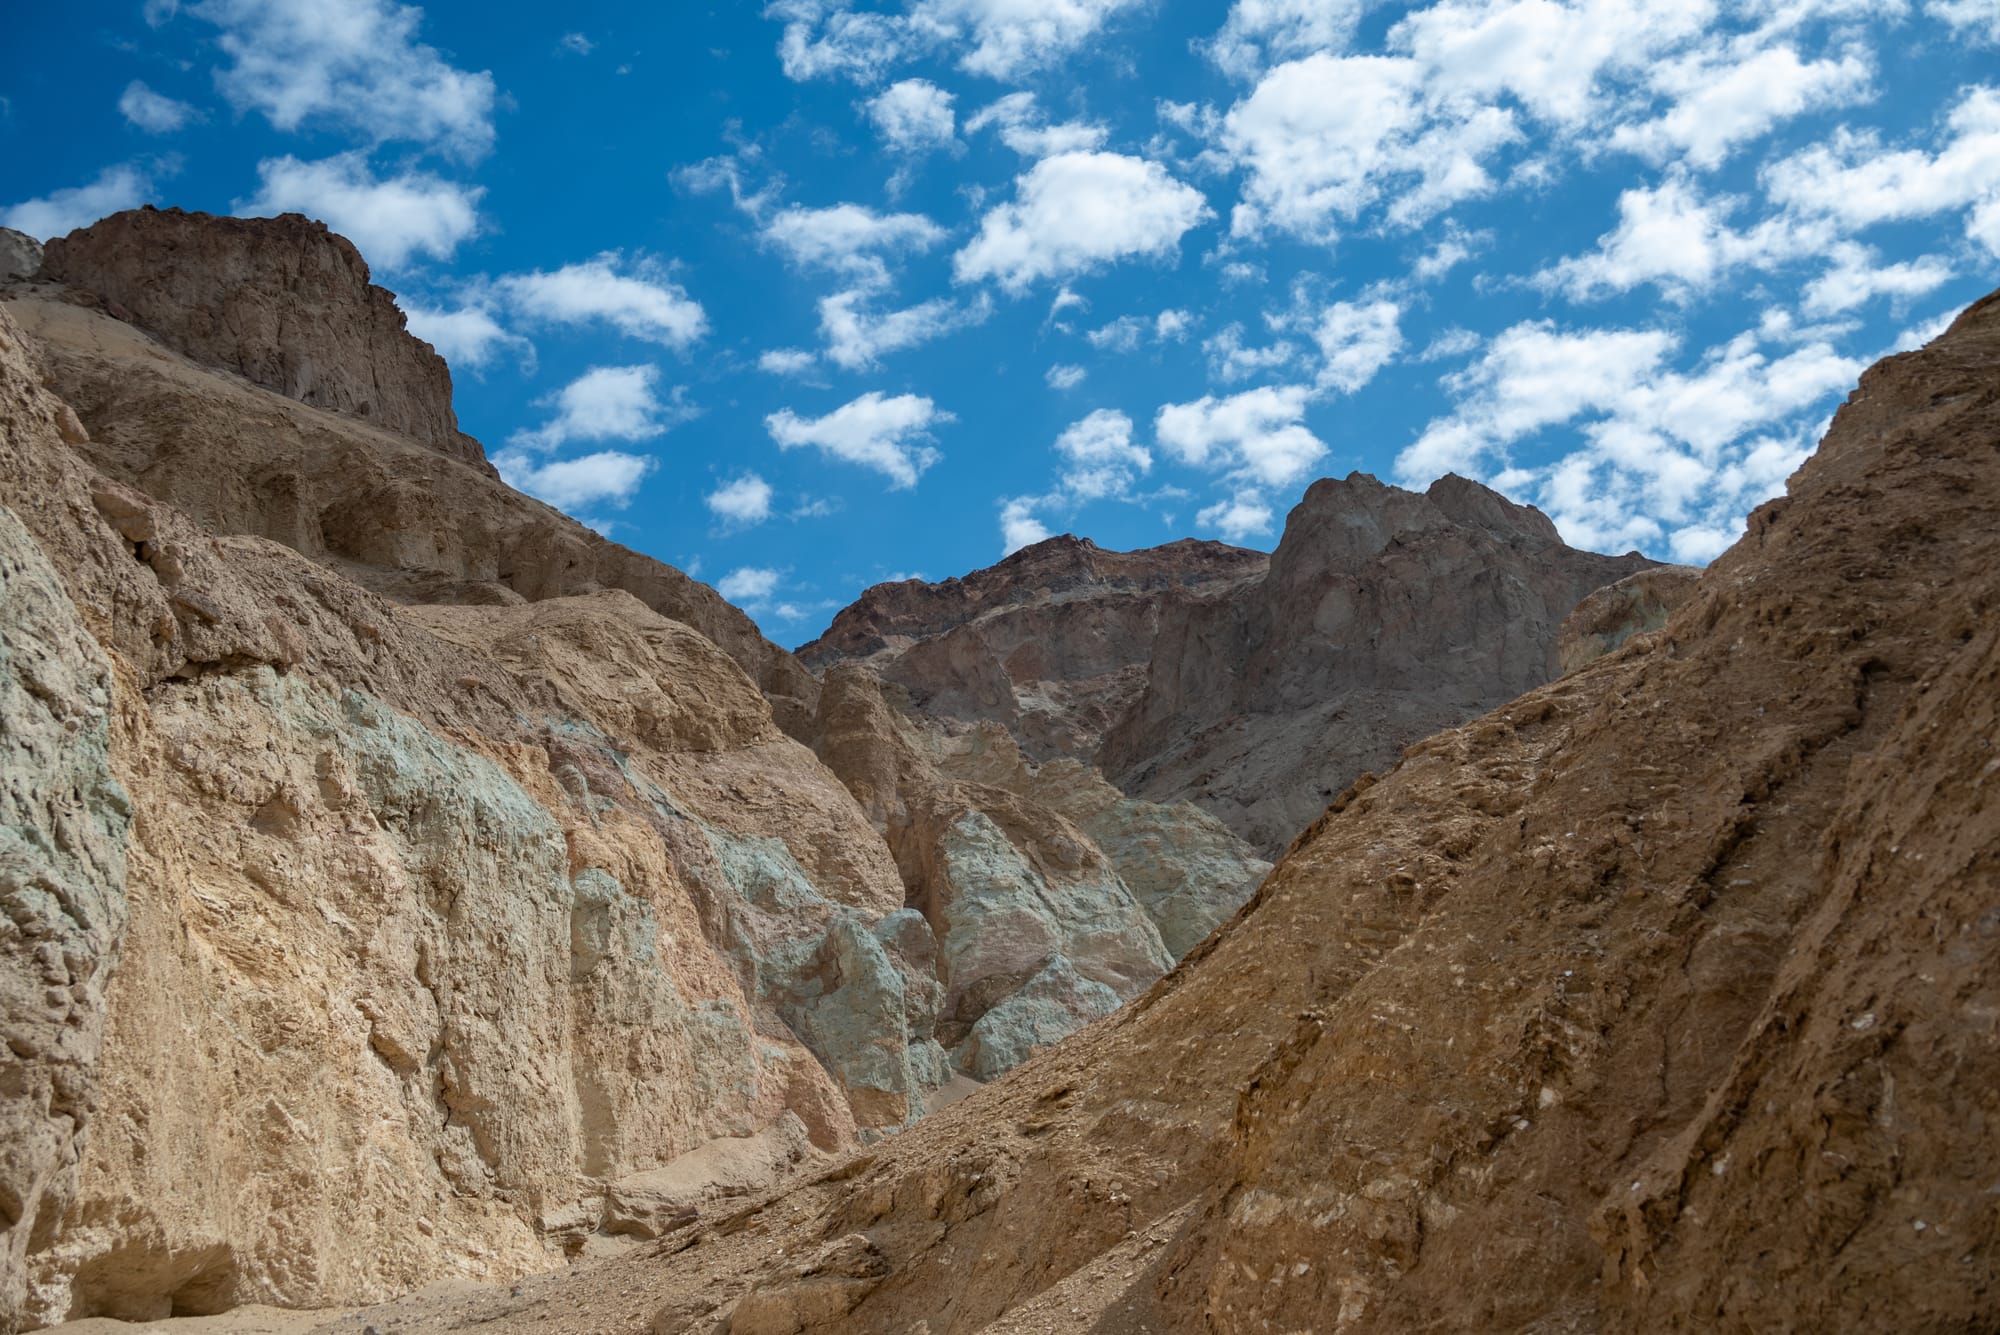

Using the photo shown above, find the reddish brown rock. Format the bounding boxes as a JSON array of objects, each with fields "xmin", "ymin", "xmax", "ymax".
[{"xmin": 40, "ymin": 208, "xmax": 490, "ymax": 472}]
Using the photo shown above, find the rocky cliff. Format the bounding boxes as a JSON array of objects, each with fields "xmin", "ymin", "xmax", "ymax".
[
  {"xmin": 1102, "ymin": 471, "xmax": 1654, "ymax": 852},
  {"xmin": 0, "ymin": 212, "xmax": 1280, "ymax": 1326},
  {"xmin": 323, "ymin": 287, "xmax": 2000, "ymax": 1335}
]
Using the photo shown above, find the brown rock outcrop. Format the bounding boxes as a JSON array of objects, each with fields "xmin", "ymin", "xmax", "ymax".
[
  {"xmin": 801, "ymin": 536, "xmax": 1266, "ymax": 762},
  {"xmin": 319, "ymin": 288, "xmax": 2000, "ymax": 1335},
  {"xmin": 39, "ymin": 209, "xmax": 489, "ymax": 472},
  {"xmin": 0, "ymin": 228, "xmax": 39, "ymax": 281},
  {"xmin": 1557, "ymin": 561, "xmax": 1702, "ymax": 673},
  {"xmin": 2, "ymin": 278, "xmax": 819, "ymax": 737},
  {"xmin": 1101, "ymin": 471, "xmax": 1654, "ymax": 852}
]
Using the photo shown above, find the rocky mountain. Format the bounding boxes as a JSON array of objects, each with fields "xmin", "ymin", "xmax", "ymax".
[
  {"xmin": 309, "ymin": 279, "xmax": 2000, "ymax": 1335},
  {"xmin": 807, "ymin": 474, "xmax": 1651, "ymax": 857},
  {"xmin": 0, "ymin": 210, "xmax": 1274, "ymax": 1326}
]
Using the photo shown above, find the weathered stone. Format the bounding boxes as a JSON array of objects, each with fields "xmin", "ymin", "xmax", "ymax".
[
  {"xmin": 0, "ymin": 228, "xmax": 38, "ymax": 280},
  {"xmin": 1557, "ymin": 563, "xmax": 1702, "ymax": 672}
]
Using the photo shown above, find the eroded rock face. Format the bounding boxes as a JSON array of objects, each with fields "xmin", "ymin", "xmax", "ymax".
[
  {"xmin": 1557, "ymin": 562, "xmax": 1702, "ymax": 672},
  {"xmin": 345, "ymin": 290, "xmax": 2000, "ymax": 1335},
  {"xmin": 0, "ymin": 294, "xmax": 951, "ymax": 1325},
  {"xmin": 800, "ymin": 535, "xmax": 1266, "ymax": 762},
  {"xmin": 40, "ymin": 209, "xmax": 488, "ymax": 471},
  {"xmin": 0, "ymin": 228, "xmax": 40, "ymax": 280},
  {"xmin": 1101, "ymin": 471, "xmax": 1656, "ymax": 853},
  {"xmin": 0, "ymin": 509, "xmax": 130, "ymax": 1333}
]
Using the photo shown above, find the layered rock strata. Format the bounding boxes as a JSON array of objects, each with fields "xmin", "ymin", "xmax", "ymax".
[{"xmin": 333, "ymin": 288, "xmax": 2000, "ymax": 1335}]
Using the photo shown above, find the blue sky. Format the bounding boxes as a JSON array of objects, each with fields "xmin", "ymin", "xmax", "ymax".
[{"xmin": 5, "ymin": 1, "xmax": 1998, "ymax": 644}]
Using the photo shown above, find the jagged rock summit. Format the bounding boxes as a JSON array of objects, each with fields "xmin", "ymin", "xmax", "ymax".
[{"xmin": 311, "ymin": 288, "xmax": 2000, "ymax": 1335}]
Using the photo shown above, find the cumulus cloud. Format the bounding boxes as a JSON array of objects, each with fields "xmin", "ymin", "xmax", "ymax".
[
  {"xmin": 718, "ymin": 566, "xmax": 783, "ymax": 603},
  {"xmin": 955, "ymin": 151, "xmax": 1210, "ymax": 292},
  {"xmin": 1314, "ymin": 298, "xmax": 1402, "ymax": 392},
  {"xmin": 759, "ymin": 348, "xmax": 820, "ymax": 375},
  {"xmin": 1763, "ymin": 84, "xmax": 2000, "ymax": 257},
  {"xmin": 999, "ymin": 497, "xmax": 1054, "ymax": 553},
  {"xmin": 1929, "ymin": 0, "xmax": 2000, "ymax": 41},
  {"xmin": 1196, "ymin": 488, "xmax": 1276, "ymax": 542},
  {"xmin": 494, "ymin": 451, "xmax": 655, "ymax": 512},
  {"xmin": 1155, "ymin": 384, "xmax": 1326, "ymax": 488},
  {"xmin": 496, "ymin": 254, "xmax": 708, "ymax": 348},
  {"xmin": 913, "ymin": 0, "xmax": 1147, "ymax": 78},
  {"xmin": 769, "ymin": 0, "xmax": 911, "ymax": 82},
  {"xmin": 509, "ymin": 364, "xmax": 686, "ymax": 451},
  {"xmin": 965, "ymin": 93, "xmax": 1109, "ymax": 158},
  {"xmin": 866, "ymin": 78, "xmax": 956, "ymax": 152},
  {"xmin": 1203, "ymin": 0, "xmax": 1366, "ymax": 80},
  {"xmin": 761, "ymin": 202, "xmax": 945, "ymax": 283},
  {"xmin": 1800, "ymin": 242, "xmax": 1954, "ymax": 316},
  {"xmin": 1536, "ymin": 175, "xmax": 1819, "ymax": 302},
  {"xmin": 707, "ymin": 473, "xmax": 776, "ymax": 526},
  {"xmin": 1046, "ymin": 363, "xmax": 1087, "ymax": 389},
  {"xmin": 236, "ymin": 153, "xmax": 482, "ymax": 270},
  {"xmin": 190, "ymin": 0, "xmax": 497, "ymax": 158},
  {"xmin": 1400, "ymin": 320, "xmax": 1864, "ymax": 559},
  {"xmin": 1221, "ymin": 53, "xmax": 1519, "ymax": 243},
  {"xmin": 1610, "ymin": 41, "xmax": 1874, "ymax": 170},
  {"xmin": 119, "ymin": 80, "xmax": 199, "ymax": 133},
  {"xmin": 1203, "ymin": 324, "xmax": 1299, "ymax": 383},
  {"xmin": 0, "ymin": 164, "xmax": 152, "ymax": 240},
  {"xmin": 401, "ymin": 302, "xmax": 532, "ymax": 372},
  {"xmin": 766, "ymin": 391, "xmax": 950, "ymax": 487},
  {"xmin": 818, "ymin": 289, "xmax": 990, "ymax": 369},
  {"xmin": 1054, "ymin": 408, "xmax": 1149, "ymax": 498}
]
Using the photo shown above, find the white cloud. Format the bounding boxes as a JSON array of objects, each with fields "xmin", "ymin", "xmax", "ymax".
[
  {"xmin": 1088, "ymin": 316, "xmax": 1144, "ymax": 351},
  {"xmin": 190, "ymin": 0, "xmax": 497, "ymax": 159},
  {"xmin": 999, "ymin": 497, "xmax": 1053, "ymax": 553},
  {"xmin": 1929, "ymin": 0, "xmax": 2000, "ymax": 41},
  {"xmin": 1156, "ymin": 308, "xmax": 1193, "ymax": 340},
  {"xmin": 867, "ymin": 78, "xmax": 956, "ymax": 152},
  {"xmin": 1204, "ymin": 0, "xmax": 1365, "ymax": 80},
  {"xmin": 955, "ymin": 151, "xmax": 1210, "ymax": 292},
  {"xmin": 1204, "ymin": 324, "xmax": 1300, "ymax": 383},
  {"xmin": 911, "ymin": 0, "xmax": 1146, "ymax": 78},
  {"xmin": 965, "ymin": 93, "xmax": 1109, "ymax": 157},
  {"xmin": 1221, "ymin": 53, "xmax": 1518, "ymax": 243},
  {"xmin": 1800, "ymin": 242, "xmax": 1954, "ymax": 316},
  {"xmin": 1389, "ymin": 0, "xmax": 1712, "ymax": 130},
  {"xmin": 119, "ymin": 80, "xmax": 199, "ymax": 133},
  {"xmin": 1610, "ymin": 42, "xmax": 1874, "ymax": 170},
  {"xmin": 718, "ymin": 567, "xmax": 783, "ymax": 603},
  {"xmin": 494, "ymin": 450, "xmax": 655, "ymax": 511},
  {"xmin": 1046, "ymin": 363, "xmax": 1087, "ymax": 389},
  {"xmin": 761, "ymin": 202, "xmax": 945, "ymax": 282},
  {"xmin": 766, "ymin": 391, "xmax": 950, "ymax": 487},
  {"xmin": 0, "ymin": 164, "xmax": 151, "ymax": 240},
  {"xmin": 1196, "ymin": 489, "xmax": 1275, "ymax": 541},
  {"xmin": 1400, "ymin": 323, "xmax": 1677, "ymax": 481},
  {"xmin": 560, "ymin": 32, "xmax": 593, "ymax": 55},
  {"xmin": 236, "ymin": 153, "xmax": 482, "ymax": 270},
  {"xmin": 1054, "ymin": 408, "xmax": 1149, "ymax": 498},
  {"xmin": 769, "ymin": 1, "xmax": 910, "ymax": 82},
  {"xmin": 1156, "ymin": 384, "xmax": 1326, "ymax": 487},
  {"xmin": 1536, "ymin": 175, "xmax": 1819, "ymax": 302},
  {"xmin": 707, "ymin": 473, "xmax": 775, "ymax": 526},
  {"xmin": 1400, "ymin": 319, "xmax": 1864, "ymax": 560},
  {"xmin": 818, "ymin": 289, "xmax": 989, "ymax": 369},
  {"xmin": 1417, "ymin": 327, "xmax": 1482, "ymax": 361},
  {"xmin": 1763, "ymin": 84, "xmax": 2000, "ymax": 257},
  {"xmin": 401, "ymin": 302, "xmax": 532, "ymax": 372},
  {"xmin": 510, "ymin": 365, "xmax": 684, "ymax": 451},
  {"xmin": 759, "ymin": 348, "xmax": 820, "ymax": 375},
  {"xmin": 1315, "ymin": 299, "xmax": 1402, "ymax": 393},
  {"xmin": 496, "ymin": 254, "xmax": 707, "ymax": 348}
]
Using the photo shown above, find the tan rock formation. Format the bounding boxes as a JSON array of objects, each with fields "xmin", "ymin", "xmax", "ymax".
[
  {"xmin": 0, "ymin": 228, "xmax": 39, "ymax": 281},
  {"xmin": 0, "ymin": 299, "xmax": 942, "ymax": 1327},
  {"xmin": 306, "ymin": 291, "xmax": 2000, "ymax": 1334},
  {"xmin": 39, "ymin": 210, "xmax": 488, "ymax": 472}
]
